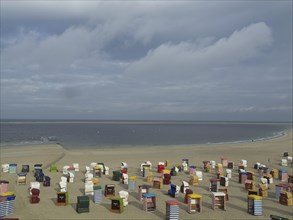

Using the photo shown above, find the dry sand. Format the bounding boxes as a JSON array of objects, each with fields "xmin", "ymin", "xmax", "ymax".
[{"xmin": 0, "ymin": 131, "xmax": 292, "ymax": 219}]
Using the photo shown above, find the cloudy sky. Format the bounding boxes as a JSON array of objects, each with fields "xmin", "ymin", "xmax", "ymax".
[{"xmin": 1, "ymin": 1, "xmax": 292, "ymax": 121}]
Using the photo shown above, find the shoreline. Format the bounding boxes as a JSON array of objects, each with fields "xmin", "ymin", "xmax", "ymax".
[{"xmin": 1, "ymin": 128, "xmax": 291, "ymax": 150}]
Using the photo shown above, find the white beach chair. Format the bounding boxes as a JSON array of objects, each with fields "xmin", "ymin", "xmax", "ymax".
[
  {"xmin": 68, "ymin": 172, "xmax": 74, "ymax": 183},
  {"xmin": 119, "ymin": 190, "xmax": 129, "ymax": 206},
  {"xmin": 104, "ymin": 166, "xmax": 109, "ymax": 175},
  {"xmin": 240, "ymin": 159, "xmax": 247, "ymax": 168},
  {"xmin": 181, "ymin": 181, "xmax": 189, "ymax": 193},
  {"xmin": 182, "ymin": 161, "xmax": 188, "ymax": 172},
  {"xmin": 140, "ymin": 161, "xmax": 152, "ymax": 172},
  {"xmin": 61, "ymin": 176, "xmax": 67, "ymax": 183},
  {"xmin": 281, "ymin": 159, "xmax": 288, "ymax": 166},
  {"xmin": 90, "ymin": 162, "xmax": 97, "ymax": 171},
  {"xmin": 60, "ymin": 181, "xmax": 67, "ymax": 192},
  {"xmin": 1, "ymin": 164, "xmax": 9, "ymax": 173},
  {"xmin": 260, "ymin": 177, "xmax": 268, "ymax": 188},
  {"xmin": 210, "ymin": 160, "xmax": 216, "ymax": 169},
  {"xmin": 63, "ymin": 165, "xmax": 70, "ymax": 175},
  {"xmin": 121, "ymin": 162, "xmax": 128, "ymax": 169},
  {"xmin": 29, "ymin": 182, "xmax": 40, "ymax": 195},
  {"xmin": 85, "ymin": 181, "xmax": 94, "ymax": 195},
  {"xmin": 72, "ymin": 163, "xmax": 79, "ymax": 172},
  {"xmin": 85, "ymin": 166, "xmax": 90, "ymax": 174},
  {"xmin": 195, "ymin": 171, "xmax": 203, "ymax": 181},
  {"xmin": 226, "ymin": 169, "xmax": 232, "ymax": 179},
  {"xmin": 122, "ymin": 173, "xmax": 128, "ymax": 184}
]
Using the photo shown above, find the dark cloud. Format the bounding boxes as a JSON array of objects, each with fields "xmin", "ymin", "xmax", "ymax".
[{"xmin": 1, "ymin": 1, "xmax": 292, "ymax": 121}]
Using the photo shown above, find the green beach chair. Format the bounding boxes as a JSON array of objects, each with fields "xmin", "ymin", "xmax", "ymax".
[{"xmin": 50, "ymin": 164, "xmax": 58, "ymax": 172}]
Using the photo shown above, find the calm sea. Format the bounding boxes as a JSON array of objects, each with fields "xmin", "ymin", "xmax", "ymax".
[{"xmin": 0, "ymin": 120, "xmax": 291, "ymax": 149}]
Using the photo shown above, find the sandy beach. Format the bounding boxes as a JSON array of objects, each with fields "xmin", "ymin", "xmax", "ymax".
[{"xmin": 1, "ymin": 131, "xmax": 292, "ymax": 220}]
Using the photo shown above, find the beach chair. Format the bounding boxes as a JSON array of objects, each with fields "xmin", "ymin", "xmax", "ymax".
[
  {"xmin": 226, "ymin": 169, "xmax": 232, "ymax": 179},
  {"xmin": 1, "ymin": 164, "xmax": 9, "ymax": 173},
  {"xmin": 122, "ymin": 173, "xmax": 128, "ymax": 184},
  {"xmin": 112, "ymin": 170, "xmax": 121, "ymax": 181},
  {"xmin": 85, "ymin": 166, "xmax": 90, "ymax": 174},
  {"xmin": 189, "ymin": 175, "xmax": 199, "ymax": 186},
  {"xmin": 128, "ymin": 176, "xmax": 136, "ymax": 191},
  {"xmin": 104, "ymin": 166, "xmax": 109, "ymax": 175},
  {"xmin": 163, "ymin": 173, "xmax": 171, "ymax": 185},
  {"xmin": 49, "ymin": 164, "xmax": 58, "ymax": 172},
  {"xmin": 146, "ymin": 172, "xmax": 153, "ymax": 182},
  {"xmin": 196, "ymin": 171, "xmax": 203, "ymax": 181},
  {"xmin": 212, "ymin": 192, "xmax": 226, "ymax": 210},
  {"xmin": 104, "ymin": 184, "xmax": 115, "ymax": 198},
  {"xmin": 279, "ymin": 191, "xmax": 293, "ymax": 206},
  {"xmin": 76, "ymin": 196, "xmax": 89, "ymax": 213},
  {"xmin": 85, "ymin": 173, "xmax": 93, "ymax": 182},
  {"xmin": 30, "ymin": 188, "xmax": 40, "ymax": 204},
  {"xmin": 182, "ymin": 159, "xmax": 189, "ymax": 172},
  {"xmin": 9, "ymin": 164, "xmax": 17, "ymax": 174},
  {"xmin": 33, "ymin": 164, "xmax": 42, "ymax": 175},
  {"xmin": 189, "ymin": 165, "xmax": 196, "ymax": 175},
  {"xmin": 43, "ymin": 176, "xmax": 51, "ymax": 187},
  {"xmin": 56, "ymin": 192, "xmax": 68, "ymax": 206},
  {"xmin": 184, "ymin": 189, "xmax": 193, "ymax": 204},
  {"xmin": 72, "ymin": 163, "xmax": 79, "ymax": 172},
  {"xmin": 29, "ymin": 182, "xmax": 40, "ymax": 195},
  {"xmin": 97, "ymin": 162, "xmax": 106, "ymax": 174},
  {"xmin": 281, "ymin": 159, "xmax": 288, "ymax": 167},
  {"xmin": 210, "ymin": 160, "xmax": 216, "ymax": 169},
  {"xmin": 111, "ymin": 198, "xmax": 124, "ymax": 213},
  {"xmin": 59, "ymin": 182, "xmax": 67, "ymax": 192},
  {"xmin": 119, "ymin": 190, "xmax": 129, "ymax": 206},
  {"xmin": 153, "ymin": 177, "xmax": 163, "ymax": 189},
  {"xmin": 68, "ymin": 172, "xmax": 75, "ymax": 183},
  {"xmin": 35, "ymin": 172, "xmax": 44, "ymax": 182},
  {"xmin": 166, "ymin": 200, "xmax": 180, "ymax": 219},
  {"xmin": 170, "ymin": 166, "xmax": 179, "ymax": 176},
  {"xmin": 85, "ymin": 181, "xmax": 94, "ymax": 196},
  {"xmin": 143, "ymin": 193, "xmax": 156, "ymax": 212},
  {"xmin": 181, "ymin": 181, "xmax": 189, "ymax": 193},
  {"xmin": 17, "ymin": 172, "xmax": 27, "ymax": 185},
  {"xmin": 157, "ymin": 162, "xmax": 165, "ymax": 173},
  {"xmin": 168, "ymin": 184, "xmax": 180, "ymax": 198},
  {"xmin": 220, "ymin": 176, "xmax": 229, "ymax": 187},
  {"xmin": 121, "ymin": 162, "xmax": 128, "ymax": 172},
  {"xmin": 259, "ymin": 184, "xmax": 268, "ymax": 197},
  {"xmin": 140, "ymin": 161, "xmax": 152, "ymax": 172},
  {"xmin": 188, "ymin": 194, "xmax": 202, "ymax": 213},
  {"xmin": 138, "ymin": 185, "xmax": 151, "ymax": 201},
  {"xmin": 0, "ymin": 181, "xmax": 9, "ymax": 195},
  {"xmin": 21, "ymin": 165, "xmax": 30, "ymax": 173},
  {"xmin": 92, "ymin": 177, "xmax": 100, "ymax": 185}
]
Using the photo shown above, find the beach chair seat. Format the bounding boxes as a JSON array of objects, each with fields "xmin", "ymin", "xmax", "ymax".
[{"xmin": 50, "ymin": 164, "xmax": 58, "ymax": 172}]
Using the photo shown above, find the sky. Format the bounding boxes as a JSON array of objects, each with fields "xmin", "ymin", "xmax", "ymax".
[{"xmin": 1, "ymin": 1, "xmax": 292, "ymax": 121}]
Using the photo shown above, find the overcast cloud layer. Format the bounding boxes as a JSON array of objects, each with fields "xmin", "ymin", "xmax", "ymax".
[{"xmin": 1, "ymin": 1, "xmax": 292, "ymax": 121}]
